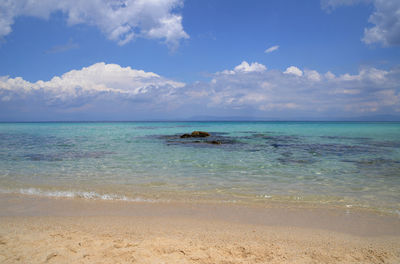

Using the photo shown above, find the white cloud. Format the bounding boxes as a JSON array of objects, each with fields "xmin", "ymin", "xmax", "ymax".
[
  {"xmin": 337, "ymin": 67, "xmax": 388, "ymax": 82},
  {"xmin": 284, "ymin": 66, "xmax": 303, "ymax": 77},
  {"xmin": 234, "ymin": 61, "xmax": 267, "ymax": 73},
  {"xmin": 325, "ymin": 71, "xmax": 336, "ymax": 80},
  {"xmin": 219, "ymin": 61, "xmax": 267, "ymax": 75},
  {"xmin": 321, "ymin": 0, "xmax": 400, "ymax": 46},
  {"xmin": 233, "ymin": 61, "xmax": 267, "ymax": 73},
  {"xmin": 338, "ymin": 73, "xmax": 360, "ymax": 81},
  {"xmin": 363, "ymin": 0, "xmax": 400, "ymax": 46},
  {"xmin": 0, "ymin": 0, "xmax": 189, "ymax": 48},
  {"xmin": 264, "ymin": 45, "xmax": 279, "ymax": 53},
  {"xmin": 304, "ymin": 70, "xmax": 322, "ymax": 82},
  {"xmin": 146, "ymin": 14, "xmax": 188, "ymax": 49},
  {"xmin": 0, "ymin": 62, "xmax": 184, "ymax": 103}
]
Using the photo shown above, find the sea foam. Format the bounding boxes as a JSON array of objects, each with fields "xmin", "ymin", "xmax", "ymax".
[{"xmin": 0, "ymin": 188, "xmax": 155, "ymax": 203}]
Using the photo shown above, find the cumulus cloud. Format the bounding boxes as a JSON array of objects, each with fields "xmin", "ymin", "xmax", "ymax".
[
  {"xmin": 321, "ymin": 0, "xmax": 400, "ymax": 46},
  {"xmin": 325, "ymin": 71, "xmax": 336, "ymax": 80},
  {"xmin": 0, "ymin": 62, "xmax": 184, "ymax": 109},
  {"xmin": 234, "ymin": 61, "xmax": 267, "ymax": 73},
  {"xmin": 220, "ymin": 61, "xmax": 267, "ymax": 75},
  {"xmin": 284, "ymin": 66, "xmax": 303, "ymax": 77},
  {"xmin": 264, "ymin": 45, "xmax": 279, "ymax": 53},
  {"xmin": 0, "ymin": 0, "xmax": 189, "ymax": 48},
  {"xmin": 1, "ymin": 61, "xmax": 400, "ymax": 120},
  {"xmin": 362, "ymin": 0, "xmax": 400, "ymax": 46},
  {"xmin": 304, "ymin": 70, "xmax": 322, "ymax": 82}
]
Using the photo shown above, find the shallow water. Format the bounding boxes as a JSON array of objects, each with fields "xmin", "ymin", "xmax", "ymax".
[{"xmin": 0, "ymin": 122, "xmax": 399, "ymax": 213}]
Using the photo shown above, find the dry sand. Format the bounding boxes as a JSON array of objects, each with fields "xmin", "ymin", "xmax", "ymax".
[{"xmin": 0, "ymin": 194, "xmax": 399, "ymax": 263}]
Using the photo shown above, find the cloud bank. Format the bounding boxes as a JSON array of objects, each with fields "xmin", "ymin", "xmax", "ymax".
[
  {"xmin": 1, "ymin": 62, "xmax": 399, "ymax": 120},
  {"xmin": 321, "ymin": 0, "xmax": 400, "ymax": 46},
  {"xmin": 185, "ymin": 62, "xmax": 399, "ymax": 118},
  {"xmin": 0, "ymin": 0, "xmax": 189, "ymax": 48}
]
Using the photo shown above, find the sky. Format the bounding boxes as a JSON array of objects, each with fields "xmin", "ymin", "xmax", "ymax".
[{"xmin": 0, "ymin": 0, "xmax": 400, "ymax": 121}]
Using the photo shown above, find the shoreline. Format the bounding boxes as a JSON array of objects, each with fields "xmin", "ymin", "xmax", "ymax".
[
  {"xmin": 1, "ymin": 194, "xmax": 400, "ymax": 263},
  {"xmin": 1, "ymin": 193, "xmax": 400, "ymax": 236},
  {"xmin": 2, "ymin": 187, "xmax": 399, "ymax": 217}
]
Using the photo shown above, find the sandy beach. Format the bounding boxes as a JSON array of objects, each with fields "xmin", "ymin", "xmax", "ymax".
[{"xmin": 0, "ymin": 194, "xmax": 399, "ymax": 263}]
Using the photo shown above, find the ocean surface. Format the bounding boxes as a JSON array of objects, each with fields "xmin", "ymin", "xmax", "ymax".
[{"xmin": 0, "ymin": 122, "xmax": 399, "ymax": 214}]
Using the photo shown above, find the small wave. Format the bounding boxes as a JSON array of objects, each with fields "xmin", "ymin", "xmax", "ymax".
[{"xmin": 0, "ymin": 188, "xmax": 156, "ymax": 203}]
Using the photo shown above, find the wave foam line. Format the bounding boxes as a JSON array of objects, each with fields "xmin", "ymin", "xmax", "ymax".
[{"xmin": 0, "ymin": 188, "xmax": 156, "ymax": 203}]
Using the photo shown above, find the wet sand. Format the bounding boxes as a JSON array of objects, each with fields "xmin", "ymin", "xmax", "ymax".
[{"xmin": 0, "ymin": 194, "xmax": 399, "ymax": 263}]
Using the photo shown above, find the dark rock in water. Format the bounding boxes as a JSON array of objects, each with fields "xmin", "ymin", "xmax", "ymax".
[
  {"xmin": 191, "ymin": 131, "xmax": 210, "ymax": 137},
  {"xmin": 180, "ymin": 133, "xmax": 192, "ymax": 138},
  {"xmin": 159, "ymin": 131, "xmax": 245, "ymax": 149},
  {"xmin": 180, "ymin": 131, "xmax": 210, "ymax": 138}
]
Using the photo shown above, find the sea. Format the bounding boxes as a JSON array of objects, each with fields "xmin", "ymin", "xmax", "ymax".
[{"xmin": 0, "ymin": 122, "xmax": 399, "ymax": 214}]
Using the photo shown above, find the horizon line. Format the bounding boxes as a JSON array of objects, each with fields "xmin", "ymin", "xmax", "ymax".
[{"xmin": 1, "ymin": 120, "xmax": 400, "ymax": 123}]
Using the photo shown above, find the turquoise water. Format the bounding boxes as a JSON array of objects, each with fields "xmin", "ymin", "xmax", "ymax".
[{"xmin": 0, "ymin": 122, "xmax": 399, "ymax": 213}]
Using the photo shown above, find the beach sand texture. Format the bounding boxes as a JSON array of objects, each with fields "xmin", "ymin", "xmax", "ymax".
[{"xmin": 0, "ymin": 195, "xmax": 399, "ymax": 264}]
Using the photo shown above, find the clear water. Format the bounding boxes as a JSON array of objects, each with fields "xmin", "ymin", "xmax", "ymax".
[{"xmin": 0, "ymin": 122, "xmax": 399, "ymax": 213}]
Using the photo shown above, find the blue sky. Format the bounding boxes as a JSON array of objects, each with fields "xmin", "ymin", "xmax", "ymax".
[{"xmin": 0, "ymin": 0, "xmax": 399, "ymax": 121}]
